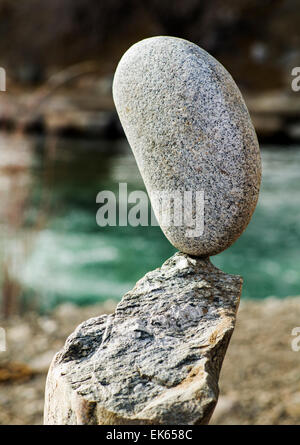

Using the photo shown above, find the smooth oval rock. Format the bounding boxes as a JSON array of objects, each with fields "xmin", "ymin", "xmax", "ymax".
[{"xmin": 113, "ymin": 36, "xmax": 261, "ymax": 256}]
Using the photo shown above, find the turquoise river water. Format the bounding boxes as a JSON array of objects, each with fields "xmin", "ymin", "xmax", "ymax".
[{"xmin": 0, "ymin": 133, "xmax": 300, "ymax": 311}]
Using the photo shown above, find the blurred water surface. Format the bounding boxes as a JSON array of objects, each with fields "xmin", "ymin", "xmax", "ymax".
[{"xmin": 0, "ymin": 133, "xmax": 300, "ymax": 312}]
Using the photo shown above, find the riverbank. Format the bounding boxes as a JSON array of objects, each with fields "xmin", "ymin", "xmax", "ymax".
[
  {"xmin": 0, "ymin": 296, "xmax": 299, "ymax": 425},
  {"xmin": 1, "ymin": 86, "xmax": 300, "ymax": 143}
]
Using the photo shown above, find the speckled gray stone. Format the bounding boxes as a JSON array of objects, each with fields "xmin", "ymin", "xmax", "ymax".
[{"xmin": 113, "ymin": 36, "xmax": 261, "ymax": 256}]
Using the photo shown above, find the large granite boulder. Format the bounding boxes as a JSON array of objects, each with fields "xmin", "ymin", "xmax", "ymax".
[{"xmin": 113, "ymin": 36, "xmax": 261, "ymax": 256}]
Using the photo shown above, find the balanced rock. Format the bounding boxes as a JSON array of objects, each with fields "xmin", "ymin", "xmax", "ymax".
[
  {"xmin": 113, "ymin": 36, "xmax": 261, "ymax": 256},
  {"xmin": 44, "ymin": 252, "xmax": 242, "ymax": 425}
]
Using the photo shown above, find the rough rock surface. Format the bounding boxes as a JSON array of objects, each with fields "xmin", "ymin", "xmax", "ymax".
[
  {"xmin": 44, "ymin": 252, "xmax": 242, "ymax": 425},
  {"xmin": 113, "ymin": 36, "xmax": 261, "ymax": 256}
]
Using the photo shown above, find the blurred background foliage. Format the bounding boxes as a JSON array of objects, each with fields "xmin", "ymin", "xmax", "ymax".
[{"xmin": 0, "ymin": 0, "xmax": 299, "ymax": 91}]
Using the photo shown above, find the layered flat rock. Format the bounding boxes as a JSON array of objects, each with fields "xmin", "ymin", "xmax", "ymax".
[
  {"xmin": 44, "ymin": 252, "xmax": 242, "ymax": 425},
  {"xmin": 113, "ymin": 36, "xmax": 261, "ymax": 256}
]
